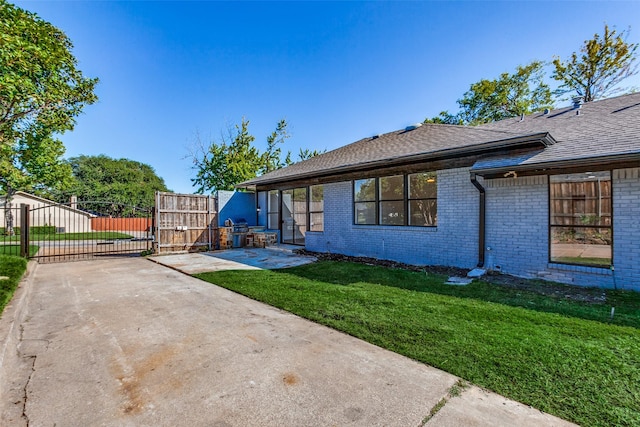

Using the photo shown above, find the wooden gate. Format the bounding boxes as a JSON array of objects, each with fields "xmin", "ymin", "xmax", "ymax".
[{"xmin": 154, "ymin": 192, "xmax": 218, "ymax": 254}]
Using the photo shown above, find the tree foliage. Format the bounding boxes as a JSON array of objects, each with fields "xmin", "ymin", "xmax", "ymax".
[
  {"xmin": 457, "ymin": 61, "xmax": 553, "ymax": 125},
  {"xmin": 423, "ymin": 62, "xmax": 553, "ymax": 126},
  {"xmin": 423, "ymin": 111, "xmax": 463, "ymax": 125},
  {"xmin": 191, "ymin": 118, "xmax": 262, "ymax": 193},
  {"xmin": 0, "ymin": 2, "xmax": 97, "ymax": 234},
  {"xmin": 552, "ymin": 25, "xmax": 638, "ymax": 102},
  {"xmin": 298, "ymin": 147, "xmax": 326, "ymax": 161},
  {"xmin": 261, "ymin": 119, "xmax": 291, "ymax": 174},
  {"xmin": 190, "ymin": 118, "xmax": 324, "ymax": 193},
  {"xmin": 61, "ymin": 155, "xmax": 170, "ymax": 216},
  {"xmin": 0, "ymin": 1, "xmax": 97, "ymax": 197}
]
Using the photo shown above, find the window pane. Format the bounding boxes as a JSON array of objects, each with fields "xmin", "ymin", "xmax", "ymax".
[
  {"xmin": 550, "ymin": 172, "xmax": 612, "ymax": 266},
  {"xmin": 380, "ymin": 201, "xmax": 404, "ymax": 225},
  {"xmin": 268, "ymin": 213, "xmax": 279, "ymax": 230},
  {"xmin": 310, "ymin": 185, "xmax": 323, "ymax": 212},
  {"xmin": 379, "ymin": 175, "xmax": 404, "ymax": 200},
  {"xmin": 354, "ymin": 202, "xmax": 375, "ymax": 224},
  {"xmin": 550, "ymin": 172, "xmax": 611, "ymax": 226},
  {"xmin": 268, "ymin": 190, "xmax": 279, "ymax": 213},
  {"xmin": 551, "ymin": 226, "xmax": 611, "ymax": 266},
  {"xmin": 409, "ymin": 172, "xmax": 437, "ymax": 199},
  {"xmin": 310, "ymin": 212, "xmax": 324, "ymax": 231},
  {"xmin": 354, "ymin": 179, "xmax": 376, "ymax": 202},
  {"xmin": 409, "ymin": 200, "xmax": 437, "ymax": 226}
]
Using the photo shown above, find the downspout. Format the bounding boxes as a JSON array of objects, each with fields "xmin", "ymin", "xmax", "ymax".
[{"xmin": 470, "ymin": 173, "xmax": 485, "ymax": 268}]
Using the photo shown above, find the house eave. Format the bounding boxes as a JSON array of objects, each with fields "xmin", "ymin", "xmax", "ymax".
[
  {"xmin": 471, "ymin": 152, "xmax": 640, "ymax": 178},
  {"xmin": 238, "ymin": 132, "xmax": 555, "ymax": 189}
]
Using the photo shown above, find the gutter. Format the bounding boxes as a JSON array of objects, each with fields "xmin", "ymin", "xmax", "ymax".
[{"xmin": 469, "ymin": 173, "xmax": 485, "ymax": 268}]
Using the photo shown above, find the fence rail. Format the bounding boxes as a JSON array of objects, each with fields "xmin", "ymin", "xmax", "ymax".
[{"xmin": 2, "ymin": 200, "xmax": 153, "ymax": 262}]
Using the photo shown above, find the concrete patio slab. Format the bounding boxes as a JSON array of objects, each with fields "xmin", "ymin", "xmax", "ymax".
[{"xmin": 150, "ymin": 247, "xmax": 317, "ymax": 274}]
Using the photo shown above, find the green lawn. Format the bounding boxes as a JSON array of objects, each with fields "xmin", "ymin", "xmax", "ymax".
[
  {"xmin": 2, "ymin": 231, "xmax": 133, "ymax": 242},
  {"xmin": 0, "ymin": 245, "xmax": 40, "ymax": 256},
  {"xmin": 194, "ymin": 261, "xmax": 640, "ymax": 427},
  {"xmin": 0, "ymin": 255, "xmax": 28, "ymax": 315}
]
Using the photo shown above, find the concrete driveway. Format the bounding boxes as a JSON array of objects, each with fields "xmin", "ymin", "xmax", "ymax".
[{"xmin": 0, "ymin": 257, "xmax": 575, "ymax": 427}]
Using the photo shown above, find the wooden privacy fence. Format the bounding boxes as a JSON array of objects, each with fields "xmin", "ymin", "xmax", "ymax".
[
  {"xmin": 91, "ymin": 217, "xmax": 152, "ymax": 231},
  {"xmin": 154, "ymin": 192, "xmax": 218, "ymax": 254},
  {"xmin": 550, "ymin": 180, "xmax": 612, "ymax": 226}
]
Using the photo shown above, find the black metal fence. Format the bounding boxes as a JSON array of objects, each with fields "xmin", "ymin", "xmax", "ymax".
[{"xmin": 2, "ymin": 201, "xmax": 153, "ymax": 263}]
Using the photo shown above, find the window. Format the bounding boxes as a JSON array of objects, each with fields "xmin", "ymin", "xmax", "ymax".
[
  {"xmin": 379, "ymin": 175, "xmax": 404, "ymax": 225},
  {"xmin": 549, "ymin": 172, "xmax": 612, "ymax": 266},
  {"xmin": 353, "ymin": 172, "xmax": 437, "ymax": 226},
  {"xmin": 408, "ymin": 172, "xmax": 437, "ymax": 226},
  {"xmin": 309, "ymin": 185, "xmax": 324, "ymax": 231},
  {"xmin": 354, "ymin": 178, "xmax": 376, "ymax": 225},
  {"xmin": 267, "ymin": 190, "xmax": 279, "ymax": 229}
]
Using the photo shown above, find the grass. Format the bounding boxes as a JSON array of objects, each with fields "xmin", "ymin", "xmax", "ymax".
[
  {"xmin": 0, "ymin": 255, "xmax": 28, "ymax": 315},
  {"xmin": 2, "ymin": 231, "xmax": 133, "ymax": 241},
  {"xmin": 552, "ymin": 256, "xmax": 611, "ymax": 266},
  {"xmin": 0, "ymin": 245, "xmax": 40, "ymax": 256},
  {"xmin": 194, "ymin": 261, "xmax": 640, "ymax": 427}
]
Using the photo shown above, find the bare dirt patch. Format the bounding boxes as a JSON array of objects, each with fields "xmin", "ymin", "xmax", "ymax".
[{"xmin": 296, "ymin": 250, "xmax": 607, "ymax": 304}]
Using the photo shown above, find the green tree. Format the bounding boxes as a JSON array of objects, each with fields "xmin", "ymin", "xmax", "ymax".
[
  {"xmin": 190, "ymin": 118, "xmax": 262, "ymax": 193},
  {"xmin": 190, "ymin": 118, "xmax": 327, "ymax": 193},
  {"xmin": 423, "ymin": 111, "xmax": 463, "ymax": 125},
  {"xmin": 260, "ymin": 119, "xmax": 290, "ymax": 174},
  {"xmin": 1, "ymin": 1, "xmax": 97, "ymax": 234},
  {"xmin": 61, "ymin": 155, "xmax": 170, "ymax": 216},
  {"xmin": 552, "ymin": 25, "xmax": 638, "ymax": 102},
  {"xmin": 457, "ymin": 61, "xmax": 553, "ymax": 125},
  {"xmin": 0, "ymin": 1, "xmax": 97, "ymax": 194},
  {"xmin": 298, "ymin": 147, "xmax": 326, "ymax": 161}
]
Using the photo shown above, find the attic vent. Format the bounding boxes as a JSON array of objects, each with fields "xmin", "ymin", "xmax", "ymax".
[
  {"xmin": 543, "ymin": 108, "xmax": 550, "ymax": 115},
  {"xmin": 405, "ymin": 123, "xmax": 423, "ymax": 131}
]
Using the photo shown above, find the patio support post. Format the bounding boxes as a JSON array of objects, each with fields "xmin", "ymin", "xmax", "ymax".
[{"xmin": 470, "ymin": 173, "xmax": 485, "ymax": 268}]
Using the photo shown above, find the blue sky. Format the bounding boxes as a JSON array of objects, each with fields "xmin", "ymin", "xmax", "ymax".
[{"xmin": 13, "ymin": 1, "xmax": 640, "ymax": 194}]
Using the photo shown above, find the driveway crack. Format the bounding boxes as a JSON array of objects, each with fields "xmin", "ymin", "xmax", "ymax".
[
  {"xmin": 419, "ymin": 379, "xmax": 470, "ymax": 426},
  {"xmin": 21, "ymin": 355, "xmax": 36, "ymax": 427}
]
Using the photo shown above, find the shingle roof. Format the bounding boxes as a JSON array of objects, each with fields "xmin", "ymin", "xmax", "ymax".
[
  {"xmin": 240, "ymin": 92, "xmax": 640, "ymax": 187},
  {"xmin": 474, "ymin": 92, "xmax": 640, "ymax": 172}
]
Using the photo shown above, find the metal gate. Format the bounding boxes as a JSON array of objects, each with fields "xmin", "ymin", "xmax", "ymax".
[{"xmin": 17, "ymin": 201, "xmax": 153, "ymax": 263}]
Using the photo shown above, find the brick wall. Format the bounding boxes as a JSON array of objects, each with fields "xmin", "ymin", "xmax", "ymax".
[
  {"xmin": 484, "ymin": 176, "xmax": 549, "ymax": 277},
  {"xmin": 306, "ymin": 166, "xmax": 640, "ymax": 291},
  {"xmin": 306, "ymin": 167, "xmax": 480, "ymax": 269},
  {"xmin": 484, "ymin": 168, "xmax": 639, "ymax": 291},
  {"xmin": 612, "ymin": 168, "xmax": 640, "ymax": 290}
]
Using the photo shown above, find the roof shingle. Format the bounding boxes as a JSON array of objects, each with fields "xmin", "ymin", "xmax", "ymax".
[{"xmin": 241, "ymin": 92, "xmax": 640, "ymax": 187}]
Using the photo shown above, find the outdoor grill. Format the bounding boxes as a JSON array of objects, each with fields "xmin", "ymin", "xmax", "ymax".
[{"xmin": 231, "ymin": 220, "xmax": 248, "ymax": 247}]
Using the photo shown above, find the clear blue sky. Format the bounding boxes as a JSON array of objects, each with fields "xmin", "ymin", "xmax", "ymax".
[{"xmin": 13, "ymin": 1, "xmax": 640, "ymax": 194}]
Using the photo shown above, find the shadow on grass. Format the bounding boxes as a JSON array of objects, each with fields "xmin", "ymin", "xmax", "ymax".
[{"xmin": 274, "ymin": 261, "xmax": 640, "ymax": 329}]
